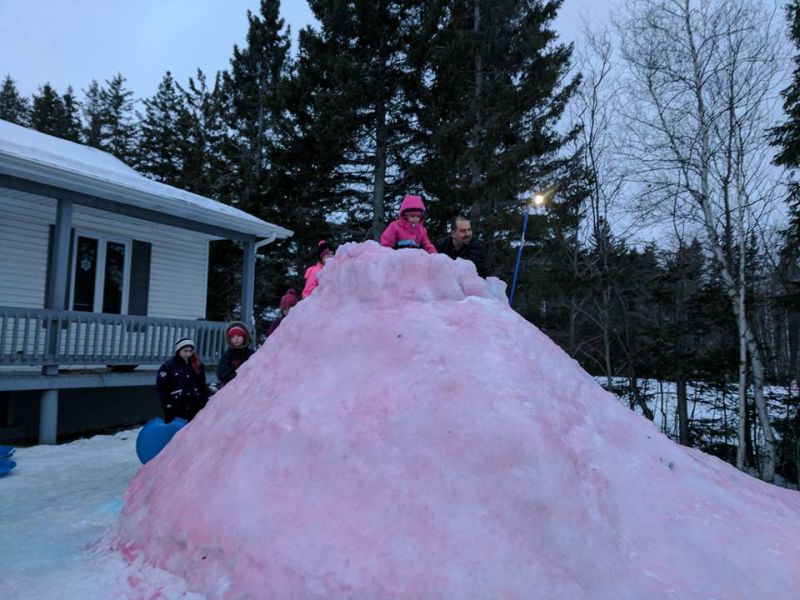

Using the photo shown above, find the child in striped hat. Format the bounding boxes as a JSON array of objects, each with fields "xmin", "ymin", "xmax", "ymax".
[{"xmin": 156, "ymin": 337, "xmax": 209, "ymax": 422}]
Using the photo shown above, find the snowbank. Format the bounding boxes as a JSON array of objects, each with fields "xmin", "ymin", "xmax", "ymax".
[{"xmin": 115, "ymin": 242, "xmax": 800, "ymax": 598}]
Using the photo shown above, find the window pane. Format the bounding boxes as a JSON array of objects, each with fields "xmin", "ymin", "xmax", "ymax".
[
  {"xmin": 102, "ymin": 242, "xmax": 126, "ymax": 314},
  {"xmin": 73, "ymin": 236, "xmax": 97, "ymax": 312}
]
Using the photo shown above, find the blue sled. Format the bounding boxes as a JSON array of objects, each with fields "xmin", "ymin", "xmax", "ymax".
[
  {"xmin": 0, "ymin": 459, "xmax": 16, "ymax": 477},
  {"xmin": 136, "ymin": 418, "xmax": 187, "ymax": 464}
]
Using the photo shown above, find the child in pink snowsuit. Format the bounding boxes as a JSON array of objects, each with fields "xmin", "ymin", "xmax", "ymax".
[
  {"xmin": 302, "ymin": 240, "xmax": 335, "ymax": 298},
  {"xmin": 379, "ymin": 195, "xmax": 437, "ymax": 254}
]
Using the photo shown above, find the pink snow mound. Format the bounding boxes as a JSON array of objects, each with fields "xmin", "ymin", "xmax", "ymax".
[{"xmin": 116, "ymin": 241, "xmax": 800, "ymax": 599}]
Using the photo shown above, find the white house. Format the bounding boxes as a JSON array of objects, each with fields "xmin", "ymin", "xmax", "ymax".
[{"xmin": 0, "ymin": 119, "xmax": 292, "ymax": 444}]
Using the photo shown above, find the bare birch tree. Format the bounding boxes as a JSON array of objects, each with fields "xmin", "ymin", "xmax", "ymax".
[{"xmin": 616, "ymin": 0, "xmax": 782, "ymax": 479}]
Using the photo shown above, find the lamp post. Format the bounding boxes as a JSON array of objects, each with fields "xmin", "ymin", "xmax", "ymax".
[{"xmin": 509, "ymin": 189, "xmax": 553, "ymax": 308}]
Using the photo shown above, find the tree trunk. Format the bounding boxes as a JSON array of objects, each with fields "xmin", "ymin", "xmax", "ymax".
[
  {"xmin": 602, "ymin": 286, "xmax": 613, "ymax": 391},
  {"xmin": 736, "ymin": 188, "xmax": 749, "ymax": 470},
  {"xmin": 701, "ymin": 207, "xmax": 777, "ymax": 480},
  {"xmin": 736, "ymin": 309, "xmax": 748, "ymax": 470},
  {"xmin": 469, "ymin": 0, "xmax": 483, "ymax": 224},
  {"xmin": 676, "ymin": 376, "xmax": 690, "ymax": 446},
  {"xmin": 371, "ymin": 96, "xmax": 388, "ymax": 240}
]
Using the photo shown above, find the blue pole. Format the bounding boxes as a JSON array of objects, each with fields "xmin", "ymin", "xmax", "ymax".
[{"xmin": 509, "ymin": 208, "xmax": 530, "ymax": 307}]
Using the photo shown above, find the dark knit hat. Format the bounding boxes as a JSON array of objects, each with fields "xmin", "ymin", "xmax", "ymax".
[
  {"xmin": 279, "ymin": 288, "xmax": 299, "ymax": 311},
  {"xmin": 318, "ymin": 240, "xmax": 334, "ymax": 260}
]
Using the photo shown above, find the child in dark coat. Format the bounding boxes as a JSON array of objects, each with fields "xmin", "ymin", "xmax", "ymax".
[
  {"xmin": 156, "ymin": 337, "xmax": 209, "ymax": 423},
  {"xmin": 216, "ymin": 322, "xmax": 255, "ymax": 386}
]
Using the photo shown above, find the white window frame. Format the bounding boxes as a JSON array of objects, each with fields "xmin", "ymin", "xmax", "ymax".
[{"xmin": 69, "ymin": 230, "xmax": 132, "ymax": 314}]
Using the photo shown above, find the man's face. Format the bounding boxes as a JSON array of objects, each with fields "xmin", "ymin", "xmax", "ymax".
[{"xmin": 451, "ymin": 218, "xmax": 472, "ymax": 248}]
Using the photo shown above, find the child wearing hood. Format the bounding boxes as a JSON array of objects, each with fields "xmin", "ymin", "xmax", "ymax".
[
  {"xmin": 379, "ymin": 194, "xmax": 437, "ymax": 253},
  {"xmin": 216, "ymin": 321, "xmax": 255, "ymax": 386},
  {"xmin": 266, "ymin": 288, "xmax": 298, "ymax": 336},
  {"xmin": 302, "ymin": 240, "xmax": 335, "ymax": 298},
  {"xmin": 156, "ymin": 337, "xmax": 209, "ymax": 423}
]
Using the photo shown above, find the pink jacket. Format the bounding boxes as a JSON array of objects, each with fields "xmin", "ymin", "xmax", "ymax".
[
  {"xmin": 379, "ymin": 195, "xmax": 437, "ymax": 254},
  {"xmin": 302, "ymin": 263, "xmax": 324, "ymax": 298}
]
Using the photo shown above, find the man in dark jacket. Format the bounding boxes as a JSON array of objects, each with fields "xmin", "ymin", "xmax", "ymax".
[
  {"xmin": 435, "ymin": 214, "xmax": 486, "ymax": 277},
  {"xmin": 156, "ymin": 338, "xmax": 209, "ymax": 422}
]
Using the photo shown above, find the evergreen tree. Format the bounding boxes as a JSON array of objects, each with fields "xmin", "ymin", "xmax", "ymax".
[
  {"xmin": 213, "ymin": 0, "xmax": 296, "ymax": 322},
  {"xmin": 0, "ymin": 74, "xmax": 30, "ymax": 125},
  {"xmin": 99, "ymin": 73, "xmax": 137, "ymax": 162},
  {"xmin": 182, "ymin": 70, "xmax": 228, "ymax": 196},
  {"xmin": 771, "ymin": 1, "xmax": 800, "ymax": 171},
  {"xmin": 646, "ymin": 240, "xmax": 708, "ymax": 444},
  {"xmin": 771, "ymin": 2, "xmax": 800, "ymax": 280},
  {"xmin": 30, "ymin": 83, "xmax": 79, "ymax": 140},
  {"xmin": 293, "ymin": 0, "xmax": 426, "ymax": 239},
  {"xmin": 60, "ymin": 86, "xmax": 83, "ymax": 142},
  {"xmin": 136, "ymin": 71, "xmax": 190, "ymax": 183},
  {"xmin": 219, "ymin": 0, "xmax": 291, "ymax": 212},
  {"xmin": 410, "ymin": 0, "xmax": 581, "ymax": 278},
  {"xmin": 183, "ymin": 71, "xmax": 246, "ymax": 323},
  {"xmin": 82, "ymin": 80, "xmax": 105, "ymax": 149}
]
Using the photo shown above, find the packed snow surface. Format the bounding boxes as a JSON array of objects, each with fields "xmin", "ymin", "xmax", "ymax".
[{"xmin": 88, "ymin": 243, "xmax": 800, "ymax": 596}]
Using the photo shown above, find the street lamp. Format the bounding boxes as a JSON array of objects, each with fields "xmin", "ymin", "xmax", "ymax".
[{"xmin": 509, "ymin": 187, "xmax": 555, "ymax": 308}]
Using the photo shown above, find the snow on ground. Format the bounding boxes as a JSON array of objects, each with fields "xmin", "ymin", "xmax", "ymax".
[{"xmin": 0, "ymin": 430, "xmax": 199, "ymax": 599}]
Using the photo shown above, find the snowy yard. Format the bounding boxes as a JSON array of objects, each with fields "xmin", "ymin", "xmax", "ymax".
[{"xmin": 0, "ymin": 430, "xmax": 197, "ymax": 599}]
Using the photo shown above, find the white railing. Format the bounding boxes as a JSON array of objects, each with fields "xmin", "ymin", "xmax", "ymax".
[{"xmin": 0, "ymin": 306, "xmax": 229, "ymax": 367}]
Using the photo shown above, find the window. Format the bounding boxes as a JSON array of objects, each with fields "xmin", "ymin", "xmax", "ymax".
[{"xmin": 70, "ymin": 233, "xmax": 131, "ymax": 314}]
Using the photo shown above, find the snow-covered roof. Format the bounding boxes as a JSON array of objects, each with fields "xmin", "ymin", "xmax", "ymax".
[{"xmin": 0, "ymin": 119, "xmax": 292, "ymax": 242}]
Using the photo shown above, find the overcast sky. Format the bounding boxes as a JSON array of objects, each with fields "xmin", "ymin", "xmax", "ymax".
[{"xmin": 0, "ymin": 0, "xmax": 604, "ymax": 100}]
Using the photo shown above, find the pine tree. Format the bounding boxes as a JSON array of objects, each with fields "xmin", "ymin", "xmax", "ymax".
[
  {"xmin": 294, "ymin": 0, "xmax": 426, "ymax": 239},
  {"xmin": 219, "ymin": 0, "xmax": 291, "ymax": 212},
  {"xmin": 771, "ymin": 1, "xmax": 800, "ymax": 261},
  {"xmin": 99, "ymin": 73, "xmax": 137, "ymax": 162},
  {"xmin": 771, "ymin": 1, "xmax": 800, "ymax": 170},
  {"xmin": 30, "ymin": 83, "xmax": 70, "ymax": 138},
  {"xmin": 212, "ymin": 0, "xmax": 296, "ymax": 323},
  {"xmin": 411, "ymin": 0, "xmax": 581, "ymax": 278},
  {"xmin": 647, "ymin": 240, "xmax": 708, "ymax": 444},
  {"xmin": 60, "ymin": 86, "xmax": 83, "ymax": 142},
  {"xmin": 82, "ymin": 80, "xmax": 105, "ymax": 149},
  {"xmin": 181, "ymin": 70, "xmax": 228, "ymax": 196},
  {"xmin": 30, "ymin": 84, "xmax": 82, "ymax": 141},
  {"xmin": 0, "ymin": 74, "xmax": 30, "ymax": 125},
  {"xmin": 136, "ymin": 71, "xmax": 190, "ymax": 183}
]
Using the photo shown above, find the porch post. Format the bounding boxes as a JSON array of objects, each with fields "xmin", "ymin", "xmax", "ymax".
[
  {"xmin": 39, "ymin": 389, "xmax": 59, "ymax": 444},
  {"xmin": 43, "ymin": 197, "xmax": 73, "ymax": 376},
  {"xmin": 241, "ymin": 238, "xmax": 256, "ymax": 327}
]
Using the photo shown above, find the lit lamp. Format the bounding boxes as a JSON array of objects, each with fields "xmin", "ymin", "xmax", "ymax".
[{"xmin": 509, "ymin": 187, "xmax": 554, "ymax": 308}]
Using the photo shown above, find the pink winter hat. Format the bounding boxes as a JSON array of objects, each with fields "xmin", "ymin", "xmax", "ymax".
[
  {"xmin": 279, "ymin": 288, "xmax": 299, "ymax": 310},
  {"xmin": 399, "ymin": 194, "xmax": 426, "ymax": 215}
]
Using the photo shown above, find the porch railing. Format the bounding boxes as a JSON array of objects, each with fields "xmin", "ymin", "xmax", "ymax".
[{"xmin": 0, "ymin": 306, "xmax": 230, "ymax": 368}]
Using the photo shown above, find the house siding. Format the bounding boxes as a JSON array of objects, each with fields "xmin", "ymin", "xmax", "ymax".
[{"xmin": 0, "ymin": 191, "xmax": 211, "ymax": 319}]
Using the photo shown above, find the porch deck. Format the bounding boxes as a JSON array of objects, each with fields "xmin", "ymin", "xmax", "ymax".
[{"xmin": 0, "ymin": 306, "xmax": 229, "ymax": 381}]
